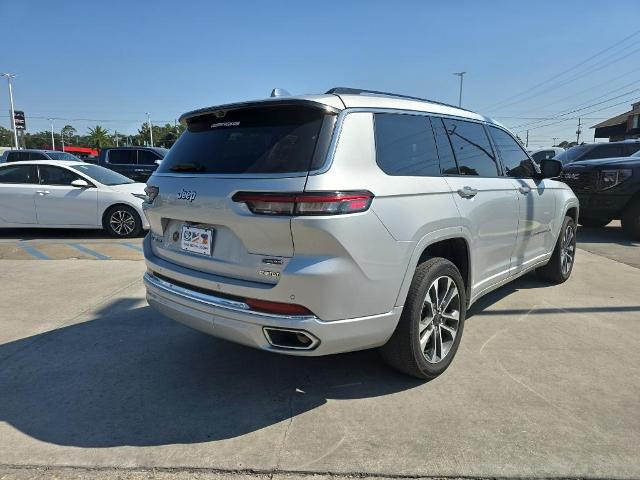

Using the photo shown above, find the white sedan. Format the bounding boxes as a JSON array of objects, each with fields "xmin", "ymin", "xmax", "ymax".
[{"xmin": 0, "ymin": 160, "xmax": 150, "ymax": 237}]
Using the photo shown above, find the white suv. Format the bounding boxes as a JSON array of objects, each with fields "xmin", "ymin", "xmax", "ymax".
[{"xmin": 142, "ymin": 88, "xmax": 579, "ymax": 379}]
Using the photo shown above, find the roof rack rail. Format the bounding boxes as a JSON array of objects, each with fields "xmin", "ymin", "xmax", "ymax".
[{"xmin": 325, "ymin": 87, "xmax": 471, "ymax": 112}]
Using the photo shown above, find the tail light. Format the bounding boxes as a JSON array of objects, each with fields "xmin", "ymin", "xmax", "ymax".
[
  {"xmin": 144, "ymin": 185, "xmax": 159, "ymax": 203},
  {"xmin": 232, "ymin": 191, "xmax": 374, "ymax": 216},
  {"xmin": 245, "ymin": 298, "xmax": 313, "ymax": 316}
]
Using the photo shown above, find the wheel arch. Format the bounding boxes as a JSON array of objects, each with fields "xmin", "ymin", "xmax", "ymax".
[{"xmin": 395, "ymin": 228, "xmax": 472, "ymax": 308}]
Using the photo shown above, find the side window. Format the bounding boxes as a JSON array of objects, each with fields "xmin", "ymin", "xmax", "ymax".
[
  {"xmin": 442, "ymin": 119, "xmax": 499, "ymax": 176},
  {"xmin": 29, "ymin": 152, "xmax": 48, "ymax": 160},
  {"xmin": 0, "ymin": 165, "xmax": 38, "ymax": 183},
  {"xmin": 6, "ymin": 152, "xmax": 28, "ymax": 162},
  {"xmin": 107, "ymin": 150, "xmax": 136, "ymax": 165},
  {"xmin": 38, "ymin": 166, "xmax": 81, "ymax": 186},
  {"xmin": 489, "ymin": 126, "xmax": 537, "ymax": 178},
  {"xmin": 137, "ymin": 150, "xmax": 160, "ymax": 165},
  {"xmin": 624, "ymin": 144, "xmax": 640, "ymax": 156},
  {"xmin": 431, "ymin": 118, "xmax": 459, "ymax": 174},
  {"xmin": 373, "ymin": 113, "xmax": 440, "ymax": 176},
  {"xmin": 584, "ymin": 144, "xmax": 624, "ymax": 160},
  {"xmin": 531, "ymin": 150, "xmax": 556, "ymax": 162}
]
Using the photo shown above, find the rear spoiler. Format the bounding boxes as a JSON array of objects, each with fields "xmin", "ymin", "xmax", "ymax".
[{"xmin": 179, "ymin": 98, "xmax": 341, "ymax": 125}]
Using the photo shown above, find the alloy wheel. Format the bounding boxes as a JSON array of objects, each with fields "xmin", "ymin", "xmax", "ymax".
[
  {"xmin": 560, "ymin": 224, "xmax": 576, "ymax": 275},
  {"xmin": 109, "ymin": 209, "xmax": 136, "ymax": 236},
  {"xmin": 419, "ymin": 275, "xmax": 461, "ymax": 364}
]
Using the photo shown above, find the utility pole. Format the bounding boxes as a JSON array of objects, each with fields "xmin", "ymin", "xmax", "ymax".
[
  {"xmin": 453, "ymin": 72, "xmax": 466, "ymax": 107},
  {"xmin": 48, "ymin": 118, "xmax": 55, "ymax": 150},
  {"xmin": 146, "ymin": 112, "xmax": 154, "ymax": 147},
  {"xmin": 61, "ymin": 129, "xmax": 65, "ymax": 152},
  {"xmin": 115, "ymin": 130, "xmax": 119, "ymax": 147},
  {"xmin": 576, "ymin": 117, "xmax": 582, "ymax": 144},
  {"xmin": 526, "ymin": 130, "xmax": 529, "ymax": 148},
  {"xmin": 1, "ymin": 73, "xmax": 19, "ymax": 149}
]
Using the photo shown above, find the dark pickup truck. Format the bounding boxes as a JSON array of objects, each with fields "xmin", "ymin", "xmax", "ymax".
[
  {"xmin": 560, "ymin": 150, "xmax": 640, "ymax": 240},
  {"xmin": 86, "ymin": 147, "xmax": 168, "ymax": 182}
]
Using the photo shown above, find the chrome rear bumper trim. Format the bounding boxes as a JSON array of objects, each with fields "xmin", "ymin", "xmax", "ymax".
[{"xmin": 144, "ymin": 272, "xmax": 317, "ymax": 321}]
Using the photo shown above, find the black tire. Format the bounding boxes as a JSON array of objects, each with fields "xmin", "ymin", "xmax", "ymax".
[
  {"xmin": 381, "ymin": 257, "xmax": 467, "ymax": 380},
  {"xmin": 578, "ymin": 216, "xmax": 611, "ymax": 228},
  {"xmin": 621, "ymin": 200, "xmax": 640, "ymax": 241},
  {"xmin": 536, "ymin": 216, "xmax": 576, "ymax": 284},
  {"xmin": 103, "ymin": 205, "xmax": 142, "ymax": 238}
]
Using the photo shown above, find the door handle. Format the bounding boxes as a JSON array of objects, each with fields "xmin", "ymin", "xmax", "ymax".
[
  {"xmin": 518, "ymin": 185, "xmax": 531, "ymax": 194},
  {"xmin": 457, "ymin": 186, "xmax": 478, "ymax": 199},
  {"xmin": 36, "ymin": 190, "xmax": 51, "ymax": 195}
]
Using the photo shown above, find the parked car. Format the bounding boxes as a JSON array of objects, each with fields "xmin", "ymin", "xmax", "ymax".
[
  {"xmin": 0, "ymin": 160, "xmax": 149, "ymax": 237},
  {"xmin": 554, "ymin": 140, "xmax": 640, "ymax": 166},
  {"xmin": 560, "ymin": 149, "xmax": 640, "ymax": 238},
  {"xmin": 87, "ymin": 147, "xmax": 168, "ymax": 182},
  {"xmin": 529, "ymin": 147, "xmax": 565, "ymax": 163},
  {"xmin": 1, "ymin": 149, "xmax": 83, "ymax": 163},
  {"xmin": 141, "ymin": 87, "xmax": 578, "ymax": 379}
]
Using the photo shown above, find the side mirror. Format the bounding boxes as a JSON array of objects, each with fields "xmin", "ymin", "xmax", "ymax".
[
  {"xmin": 539, "ymin": 159, "xmax": 562, "ymax": 178},
  {"xmin": 71, "ymin": 179, "xmax": 90, "ymax": 188}
]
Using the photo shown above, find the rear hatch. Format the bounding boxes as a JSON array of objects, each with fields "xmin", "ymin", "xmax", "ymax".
[{"xmin": 145, "ymin": 102, "xmax": 338, "ymax": 284}]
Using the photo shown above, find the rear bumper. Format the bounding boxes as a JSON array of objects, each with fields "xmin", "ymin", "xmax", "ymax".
[{"xmin": 144, "ymin": 271, "xmax": 402, "ymax": 356}]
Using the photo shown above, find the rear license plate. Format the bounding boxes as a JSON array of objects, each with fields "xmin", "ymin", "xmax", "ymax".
[{"xmin": 180, "ymin": 225, "xmax": 214, "ymax": 256}]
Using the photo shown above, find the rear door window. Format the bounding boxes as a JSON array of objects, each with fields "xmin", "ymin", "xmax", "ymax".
[
  {"xmin": 5, "ymin": 151, "xmax": 28, "ymax": 162},
  {"xmin": 0, "ymin": 164, "xmax": 38, "ymax": 183},
  {"xmin": 624, "ymin": 144, "xmax": 640, "ymax": 156},
  {"xmin": 584, "ymin": 144, "xmax": 624, "ymax": 160},
  {"xmin": 373, "ymin": 113, "xmax": 440, "ymax": 176},
  {"xmin": 157, "ymin": 106, "xmax": 334, "ymax": 174},
  {"xmin": 108, "ymin": 150, "xmax": 136, "ymax": 165},
  {"xmin": 443, "ymin": 119, "xmax": 500, "ymax": 176},
  {"xmin": 29, "ymin": 152, "xmax": 48, "ymax": 160}
]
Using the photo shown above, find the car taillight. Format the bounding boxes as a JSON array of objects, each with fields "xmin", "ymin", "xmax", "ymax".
[
  {"xmin": 144, "ymin": 185, "xmax": 159, "ymax": 203},
  {"xmin": 232, "ymin": 191, "xmax": 374, "ymax": 216},
  {"xmin": 245, "ymin": 298, "xmax": 313, "ymax": 316}
]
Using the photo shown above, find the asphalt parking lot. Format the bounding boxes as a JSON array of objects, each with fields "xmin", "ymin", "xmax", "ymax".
[{"xmin": 1, "ymin": 225, "xmax": 639, "ymax": 479}]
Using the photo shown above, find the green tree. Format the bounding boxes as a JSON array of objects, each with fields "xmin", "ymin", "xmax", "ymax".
[
  {"xmin": 87, "ymin": 125, "xmax": 111, "ymax": 149},
  {"xmin": 61, "ymin": 125, "xmax": 77, "ymax": 144},
  {"xmin": 0, "ymin": 125, "xmax": 13, "ymax": 147}
]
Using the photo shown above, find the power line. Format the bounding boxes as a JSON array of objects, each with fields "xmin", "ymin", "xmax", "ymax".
[{"xmin": 483, "ymin": 29, "xmax": 640, "ymax": 110}]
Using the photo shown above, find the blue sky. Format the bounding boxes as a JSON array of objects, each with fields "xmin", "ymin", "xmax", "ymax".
[{"xmin": 2, "ymin": 0, "xmax": 639, "ymax": 148}]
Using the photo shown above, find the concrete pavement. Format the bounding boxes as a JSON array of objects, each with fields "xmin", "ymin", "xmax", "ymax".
[{"xmin": 0, "ymin": 248, "xmax": 639, "ymax": 479}]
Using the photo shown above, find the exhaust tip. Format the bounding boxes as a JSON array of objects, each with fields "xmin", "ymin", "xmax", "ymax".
[{"xmin": 263, "ymin": 327, "xmax": 319, "ymax": 350}]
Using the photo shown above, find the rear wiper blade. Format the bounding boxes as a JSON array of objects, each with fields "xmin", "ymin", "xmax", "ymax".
[{"xmin": 169, "ymin": 162, "xmax": 205, "ymax": 172}]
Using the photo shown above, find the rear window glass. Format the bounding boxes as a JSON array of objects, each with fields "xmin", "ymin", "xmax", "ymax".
[
  {"xmin": 158, "ymin": 106, "xmax": 334, "ymax": 174},
  {"xmin": 374, "ymin": 113, "xmax": 440, "ymax": 176}
]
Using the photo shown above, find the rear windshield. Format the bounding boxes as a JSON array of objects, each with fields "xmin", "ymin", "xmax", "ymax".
[{"xmin": 157, "ymin": 106, "xmax": 335, "ymax": 175}]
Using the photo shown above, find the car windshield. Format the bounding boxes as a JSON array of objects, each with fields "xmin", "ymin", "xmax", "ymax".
[
  {"xmin": 72, "ymin": 164, "xmax": 134, "ymax": 185},
  {"xmin": 47, "ymin": 152, "xmax": 82, "ymax": 161},
  {"xmin": 553, "ymin": 145, "xmax": 593, "ymax": 165}
]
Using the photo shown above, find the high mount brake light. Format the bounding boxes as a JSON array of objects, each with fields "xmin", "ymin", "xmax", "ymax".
[{"xmin": 232, "ymin": 191, "xmax": 374, "ymax": 216}]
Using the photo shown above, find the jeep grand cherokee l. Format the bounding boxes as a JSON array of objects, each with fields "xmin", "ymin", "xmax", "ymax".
[{"xmin": 142, "ymin": 88, "xmax": 579, "ymax": 379}]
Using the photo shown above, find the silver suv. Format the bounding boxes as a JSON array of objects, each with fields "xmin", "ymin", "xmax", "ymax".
[{"xmin": 142, "ymin": 88, "xmax": 579, "ymax": 379}]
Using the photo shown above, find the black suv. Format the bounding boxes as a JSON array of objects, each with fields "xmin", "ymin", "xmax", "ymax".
[
  {"xmin": 86, "ymin": 147, "xmax": 168, "ymax": 182},
  {"xmin": 554, "ymin": 140, "xmax": 640, "ymax": 166},
  {"xmin": 560, "ymin": 150, "xmax": 640, "ymax": 239}
]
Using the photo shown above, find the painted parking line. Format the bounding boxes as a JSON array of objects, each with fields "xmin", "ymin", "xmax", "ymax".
[
  {"xmin": 19, "ymin": 245, "xmax": 51, "ymax": 260},
  {"xmin": 69, "ymin": 243, "xmax": 111, "ymax": 260},
  {"xmin": 121, "ymin": 242, "xmax": 143, "ymax": 252}
]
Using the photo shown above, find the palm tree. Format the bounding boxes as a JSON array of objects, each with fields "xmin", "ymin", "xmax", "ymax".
[{"xmin": 87, "ymin": 125, "xmax": 110, "ymax": 149}]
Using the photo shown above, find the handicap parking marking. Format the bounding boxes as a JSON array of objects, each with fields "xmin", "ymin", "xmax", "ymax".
[
  {"xmin": 69, "ymin": 243, "xmax": 111, "ymax": 260},
  {"xmin": 121, "ymin": 242, "xmax": 144, "ymax": 252},
  {"xmin": 19, "ymin": 245, "xmax": 51, "ymax": 260}
]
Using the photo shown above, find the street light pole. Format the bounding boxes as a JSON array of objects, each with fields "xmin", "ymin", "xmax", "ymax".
[
  {"xmin": 453, "ymin": 71, "xmax": 466, "ymax": 108},
  {"xmin": 48, "ymin": 118, "xmax": 55, "ymax": 150},
  {"xmin": 146, "ymin": 112, "xmax": 154, "ymax": 147},
  {"xmin": 1, "ymin": 73, "xmax": 19, "ymax": 149}
]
